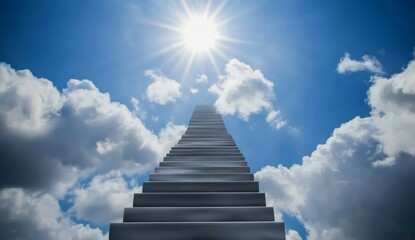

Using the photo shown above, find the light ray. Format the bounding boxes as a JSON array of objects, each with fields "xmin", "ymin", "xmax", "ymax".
[
  {"xmin": 206, "ymin": 50, "xmax": 220, "ymax": 75},
  {"xmin": 152, "ymin": 41, "xmax": 186, "ymax": 58},
  {"xmin": 210, "ymin": 0, "xmax": 227, "ymax": 22},
  {"xmin": 183, "ymin": 51, "xmax": 197, "ymax": 80},
  {"xmin": 181, "ymin": 0, "xmax": 194, "ymax": 21},
  {"xmin": 203, "ymin": 0, "xmax": 212, "ymax": 19}
]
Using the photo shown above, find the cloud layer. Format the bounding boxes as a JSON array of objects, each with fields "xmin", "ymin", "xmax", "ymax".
[
  {"xmin": 0, "ymin": 63, "xmax": 185, "ymax": 239},
  {"xmin": 337, "ymin": 52, "xmax": 383, "ymax": 74},
  {"xmin": 256, "ymin": 56, "xmax": 415, "ymax": 239}
]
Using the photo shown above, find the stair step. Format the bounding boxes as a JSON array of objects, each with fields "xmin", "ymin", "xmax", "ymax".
[
  {"xmin": 123, "ymin": 207, "xmax": 275, "ymax": 222},
  {"xmin": 142, "ymin": 181, "xmax": 259, "ymax": 192},
  {"xmin": 168, "ymin": 151, "xmax": 241, "ymax": 155},
  {"xmin": 175, "ymin": 144, "xmax": 237, "ymax": 147},
  {"xmin": 172, "ymin": 146, "xmax": 239, "ymax": 149},
  {"xmin": 149, "ymin": 173, "xmax": 254, "ymax": 181},
  {"xmin": 159, "ymin": 161, "xmax": 247, "ymax": 167},
  {"xmin": 170, "ymin": 149, "xmax": 240, "ymax": 152},
  {"xmin": 179, "ymin": 138, "xmax": 233, "ymax": 140},
  {"xmin": 178, "ymin": 139, "xmax": 234, "ymax": 142},
  {"xmin": 133, "ymin": 193, "xmax": 266, "ymax": 207},
  {"xmin": 166, "ymin": 153, "xmax": 243, "ymax": 156},
  {"xmin": 154, "ymin": 167, "xmax": 250, "ymax": 174},
  {"xmin": 109, "ymin": 222, "xmax": 286, "ymax": 240},
  {"xmin": 164, "ymin": 156, "xmax": 245, "ymax": 161}
]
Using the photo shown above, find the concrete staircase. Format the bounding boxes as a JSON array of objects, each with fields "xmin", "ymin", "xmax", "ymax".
[{"xmin": 109, "ymin": 105, "xmax": 286, "ymax": 240}]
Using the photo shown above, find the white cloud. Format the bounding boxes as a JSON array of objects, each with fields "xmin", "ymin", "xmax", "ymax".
[
  {"xmin": 286, "ymin": 229, "xmax": 303, "ymax": 240},
  {"xmin": 0, "ymin": 63, "xmax": 185, "ymax": 239},
  {"xmin": 158, "ymin": 121, "xmax": 187, "ymax": 154},
  {"xmin": 337, "ymin": 52, "xmax": 383, "ymax": 74},
  {"xmin": 0, "ymin": 63, "xmax": 184, "ymax": 194},
  {"xmin": 130, "ymin": 97, "xmax": 147, "ymax": 119},
  {"xmin": 70, "ymin": 173, "xmax": 142, "ymax": 224},
  {"xmin": 144, "ymin": 70, "xmax": 181, "ymax": 105},
  {"xmin": 0, "ymin": 63, "xmax": 62, "ymax": 136},
  {"xmin": 209, "ymin": 59, "xmax": 287, "ymax": 129},
  {"xmin": 368, "ymin": 59, "xmax": 415, "ymax": 165},
  {"xmin": 190, "ymin": 87, "xmax": 199, "ymax": 94},
  {"xmin": 196, "ymin": 74, "xmax": 208, "ymax": 83},
  {"xmin": 209, "ymin": 59, "xmax": 274, "ymax": 120},
  {"xmin": 266, "ymin": 109, "xmax": 287, "ymax": 129},
  {"xmin": 256, "ymin": 56, "xmax": 415, "ymax": 239},
  {"xmin": 0, "ymin": 188, "xmax": 107, "ymax": 240},
  {"xmin": 208, "ymin": 59, "xmax": 287, "ymax": 129}
]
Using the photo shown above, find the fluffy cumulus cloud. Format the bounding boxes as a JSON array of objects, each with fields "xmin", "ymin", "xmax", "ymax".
[
  {"xmin": 196, "ymin": 74, "xmax": 208, "ymax": 83},
  {"xmin": 144, "ymin": 70, "xmax": 182, "ymax": 105},
  {"xmin": 368, "ymin": 60, "xmax": 415, "ymax": 166},
  {"xmin": 209, "ymin": 59, "xmax": 274, "ymax": 120},
  {"xmin": 256, "ymin": 56, "xmax": 415, "ymax": 239},
  {"xmin": 337, "ymin": 52, "xmax": 383, "ymax": 74},
  {"xmin": 0, "ymin": 63, "xmax": 185, "ymax": 239},
  {"xmin": 209, "ymin": 58, "xmax": 287, "ymax": 129}
]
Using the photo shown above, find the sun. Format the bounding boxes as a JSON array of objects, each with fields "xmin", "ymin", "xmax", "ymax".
[
  {"xmin": 148, "ymin": 1, "xmax": 241, "ymax": 77},
  {"xmin": 181, "ymin": 16, "xmax": 219, "ymax": 53}
]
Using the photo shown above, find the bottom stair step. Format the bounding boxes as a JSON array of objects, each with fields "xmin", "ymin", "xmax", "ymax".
[{"xmin": 109, "ymin": 222, "xmax": 285, "ymax": 240}]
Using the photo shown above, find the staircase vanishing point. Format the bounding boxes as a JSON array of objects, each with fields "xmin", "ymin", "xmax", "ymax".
[{"xmin": 109, "ymin": 105, "xmax": 286, "ymax": 240}]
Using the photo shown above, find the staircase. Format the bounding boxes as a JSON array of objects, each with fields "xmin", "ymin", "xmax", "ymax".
[{"xmin": 109, "ymin": 105, "xmax": 286, "ymax": 240}]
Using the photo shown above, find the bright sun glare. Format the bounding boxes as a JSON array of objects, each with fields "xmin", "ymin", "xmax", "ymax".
[
  {"xmin": 151, "ymin": 1, "xmax": 240, "ymax": 77},
  {"xmin": 182, "ymin": 17, "xmax": 219, "ymax": 53}
]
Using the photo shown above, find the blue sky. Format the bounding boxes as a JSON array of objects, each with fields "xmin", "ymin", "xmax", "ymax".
[{"xmin": 1, "ymin": 1, "xmax": 415, "ymax": 239}]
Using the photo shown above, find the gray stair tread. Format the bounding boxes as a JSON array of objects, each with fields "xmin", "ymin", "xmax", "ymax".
[
  {"xmin": 154, "ymin": 167, "xmax": 250, "ymax": 173},
  {"xmin": 133, "ymin": 193, "xmax": 266, "ymax": 207},
  {"xmin": 166, "ymin": 155, "xmax": 243, "ymax": 157},
  {"xmin": 172, "ymin": 146, "xmax": 238, "ymax": 149},
  {"xmin": 149, "ymin": 173, "xmax": 254, "ymax": 181},
  {"xmin": 169, "ymin": 151, "xmax": 241, "ymax": 154},
  {"xmin": 142, "ymin": 181, "xmax": 259, "ymax": 192},
  {"xmin": 109, "ymin": 222, "xmax": 286, "ymax": 240},
  {"xmin": 170, "ymin": 148, "xmax": 240, "ymax": 151},
  {"xmin": 123, "ymin": 207, "xmax": 275, "ymax": 222},
  {"xmin": 159, "ymin": 161, "xmax": 247, "ymax": 167},
  {"xmin": 176, "ymin": 143, "xmax": 237, "ymax": 146},
  {"xmin": 164, "ymin": 156, "xmax": 245, "ymax": 161}
]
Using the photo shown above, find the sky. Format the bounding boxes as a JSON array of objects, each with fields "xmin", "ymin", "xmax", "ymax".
[{"xmin": 1, "ymin": 0, "xmax": 415, "ymax": 239}]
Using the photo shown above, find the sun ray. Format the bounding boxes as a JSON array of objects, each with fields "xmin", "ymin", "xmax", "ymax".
[
  {"xmin": 210, "ymin": 0, "xmax": 227, "ymax": 22},
  {"xmin": 151, "ymin": 41, "xmax": 185, "ymax": 58},
  {"xmin": 181, "ymin": 0, "xmax": 194, "ymax": 21},
  {"xmin": 206, "ymin": 49, "xmax": 220, "ymax": 75},
  {"xmin": 183, "ymin": 51, "xmax": 197, "ymax": 80},
  {"xmin": 142, "ymin": 19, "xmax": 182, "ymax": 33},
  {"xmin": 208, "ymin": 42, "xmax": 228, "ymax": 60},
  {"xmin": 203, "ymin": 0, "xmax": 212, "ymax": 19}
]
